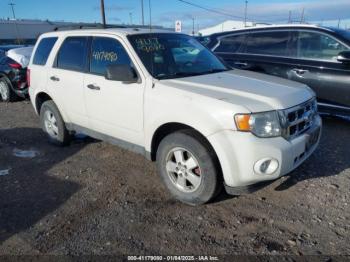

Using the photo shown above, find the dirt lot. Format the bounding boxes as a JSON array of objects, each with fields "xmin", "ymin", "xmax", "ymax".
[{"xmin": 0, "ymin": 100, "xmax": 349, "ymax": 256}]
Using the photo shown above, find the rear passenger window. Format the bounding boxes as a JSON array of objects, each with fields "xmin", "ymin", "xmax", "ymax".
[
  {"xmin": 245, "ymin": 31, "xmax": 290, "ymax": 56},
  {"xmin": 90, "ymin": 37, "xmax": 132, "ymax": 75},
  {"xmin": 215, "ymin": 34, "xmax": 246, "ymax": 53},
  {"xmin": 56, "ymin": 37, "xmax": 89, "ymax": 71},
  {"xmin": 33, "ymin": 37, "xmax": 58, "ymax": 65}
]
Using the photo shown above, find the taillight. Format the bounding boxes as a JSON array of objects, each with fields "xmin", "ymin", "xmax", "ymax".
[
  {"xmin": 9, "ymin": 63, "xmax": 22, "ymax": 69},
  {"xmin": 27, "ymin": 69, "xmax": 31, "ymax": 88}
]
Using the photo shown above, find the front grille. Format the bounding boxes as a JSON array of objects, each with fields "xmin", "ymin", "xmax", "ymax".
[{"xmin": 279, "ymin": 98, "xmax": 318, "ymax": 140}]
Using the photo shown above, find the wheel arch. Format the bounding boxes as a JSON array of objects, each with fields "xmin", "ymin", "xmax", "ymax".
[
  {"xmin": 35, "ymin": 92, "xmax": 53, "ymax": 115},
  {"xmin": 149, "ymin": 122, "xmax": 221, "ymax": 170}
]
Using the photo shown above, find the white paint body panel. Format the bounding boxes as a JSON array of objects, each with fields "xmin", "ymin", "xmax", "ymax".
[{"xmin": 29, "ymin": 29, "xmax": 320, "ymax": 188}]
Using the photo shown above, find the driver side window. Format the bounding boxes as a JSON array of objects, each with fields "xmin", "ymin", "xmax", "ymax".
[
  {"xmin": 90, "ymin": 37, "xmax": 132, "ymax": 75},
  {"xmin": 298, "ymin": 31, "xmax": 348, "ymax": 61}
]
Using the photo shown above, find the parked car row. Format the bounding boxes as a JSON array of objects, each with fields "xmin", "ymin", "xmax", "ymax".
[
  {"xmin": 28, "ymin": 28, "xmax": 321, "ymax": 205},
  {"xmin": 198, "ymin": 25, "xmax": 350, "ymax": 116},
  {"xmin": 0, "ymin": 46, "xmax": 33, "ymax": 102}
]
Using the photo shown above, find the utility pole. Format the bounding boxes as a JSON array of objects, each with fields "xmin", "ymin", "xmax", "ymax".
[
  {"xmin": 288, "ymin": 10, "xmax": 292, "ymax": 23},
  {"xmin": 192, "ymin": 17, "xmax": 195, "ymax": 36},
  {"xmin": 9, "ymin": 3, "xmax": 21, "ymax": 44},
  {"xmin": 338, "ymin": 19, "xmax": 341, "ymax": 28},
  {"xmin": 141, "ymin": 0, "xmax": 145, "ymax": 26},
  {"xmin": 148, "ymin": 0, "xmax": 152, "ymax": 31},
  {"xmin": 244, "ymin": 0, "xmax": 248, "ymax": 27},
  {"xmin": 100, "ymin": 0, "xmax": 106, "ymax": 28},
  {"xmin": 129, "ymin": 12, "xmax": 133, "ymax": 25},
  {"xmin": 300, "ymin": 7, "xmax": 305, "ymax": 24}
]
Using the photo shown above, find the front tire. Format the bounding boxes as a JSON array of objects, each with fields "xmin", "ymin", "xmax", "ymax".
[
  {"xmin": 156, "ymin": 131, "xmax": 222, "ymax": 206},
  {"xmin": 40, "ymin": 100, "xmax": 71, "ymax": 146}
]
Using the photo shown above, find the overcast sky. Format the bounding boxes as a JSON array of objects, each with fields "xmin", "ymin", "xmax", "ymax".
[{"xmin": 1, "ymin": 0, "xmax": 350, "ymax": 31}]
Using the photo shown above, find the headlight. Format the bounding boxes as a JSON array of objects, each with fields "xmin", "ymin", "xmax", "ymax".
[{"xmin": 235, "ymin": 111, "xmax": 281, "ymax": 138}]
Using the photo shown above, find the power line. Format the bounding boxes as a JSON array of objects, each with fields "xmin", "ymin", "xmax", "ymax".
[
  {"xmin": 177, "ymin": 0, "xmax": 245, "ymax": 20},
  {"xmin": 177, "ymin": 0, "xmax": 289, "ymax": 24}
]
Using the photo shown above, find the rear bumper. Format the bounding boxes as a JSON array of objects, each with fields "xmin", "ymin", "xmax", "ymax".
[
  {"xmin": 12, "ymin": 87, "xmax": 28, "ymax": 98},
  {"xmin": 207, "ymin": 115, "xmax": 322, "ymax": 189}
]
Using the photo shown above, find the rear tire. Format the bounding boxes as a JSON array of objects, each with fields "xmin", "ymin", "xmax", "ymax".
[
  {"xmin": 156, "ymin": 130, "xmax": 222, "ymax": 206},
  {"xmin": 0, "ymin": 78, "xmax": 16, "ymax": 102},
  {"xmin": 40, "ymin": 100, "xmax": 71, "ymax": 146}
]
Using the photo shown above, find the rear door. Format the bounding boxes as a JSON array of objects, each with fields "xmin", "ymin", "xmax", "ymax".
[
  {"xmin": 47, "ymin": 36, "xmax": 90, "ymax": 127},
  {"xmin": 213, "ymin": 30, "xmax": 296, "ymax": 78}
]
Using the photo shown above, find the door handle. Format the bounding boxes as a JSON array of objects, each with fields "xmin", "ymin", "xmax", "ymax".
[
  {"xmin": 87, "ymin": 84, "xmax": 100, "ymax": 90},
  {"xmin": 50, "ymin": 76, "xmax": 60, "ymax": 81},
  {"xmin": 292, "ymin": 69, "xmax": 309, "ymax": 75},
  {"xmin": 234, "ymin": 62, "xmax": 248, "ymax": 67}
]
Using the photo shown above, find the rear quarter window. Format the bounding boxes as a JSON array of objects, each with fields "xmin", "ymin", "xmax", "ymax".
[{"xmin": 33, "ymin": 37, "xmax": 58, "ymax": 65}]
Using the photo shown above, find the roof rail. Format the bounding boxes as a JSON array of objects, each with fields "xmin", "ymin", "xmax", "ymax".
[{"xmin": 53, "ymin": 24, "xmax": 126, "ymax": 31}]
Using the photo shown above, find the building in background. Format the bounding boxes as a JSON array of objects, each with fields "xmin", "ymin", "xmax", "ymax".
[
  {"xmin": 0, "ymin": 19, "xmax": 172, "ymax": 45},
  {"xmin": 198, "ymin": 20, "xmax": 270, "ymax": 36}
]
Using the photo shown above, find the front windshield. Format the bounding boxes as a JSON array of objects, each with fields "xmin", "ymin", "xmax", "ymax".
[{"xmin": 128, "ymin": 33, "xmax": 228, "ymax": 79}]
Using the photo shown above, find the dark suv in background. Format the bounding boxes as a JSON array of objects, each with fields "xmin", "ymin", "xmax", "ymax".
[{"xmin": 201, "ymin": 25, "xmax": 350, "ymax": 116}]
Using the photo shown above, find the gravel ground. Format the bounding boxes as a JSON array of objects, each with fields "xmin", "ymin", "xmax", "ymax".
[{"xmin": 0, "ymin": 100, "xmax": 349, "ymax": 257}]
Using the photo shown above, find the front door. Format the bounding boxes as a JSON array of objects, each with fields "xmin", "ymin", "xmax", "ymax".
[
  {"xmin": 288, "ymin": 30, "xmax": 350, "ymax": 107},
  {"xmin": 84, "ymin": 36, "xmax": 144, "ymax": 145}
]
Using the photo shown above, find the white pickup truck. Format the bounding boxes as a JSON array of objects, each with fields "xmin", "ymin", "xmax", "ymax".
[{"xmin": 28, "ymin": 29, "xmax": 321, "ymax": 205}]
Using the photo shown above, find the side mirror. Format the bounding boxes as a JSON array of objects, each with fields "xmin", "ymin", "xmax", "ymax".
[
  {"xmin": 105, "ymin": 64, "xmax": 138, "ymax": 83},
  {"xmin": 337, "ymin": 51, "xmax": 350, "ymax": 63}
]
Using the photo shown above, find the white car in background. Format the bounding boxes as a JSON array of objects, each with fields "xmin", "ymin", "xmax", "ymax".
[{"xmin": 28, "ymin": 29, "xmax": 321, "ymax": 205}]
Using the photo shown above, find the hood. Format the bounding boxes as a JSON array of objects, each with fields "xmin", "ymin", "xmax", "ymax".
[{"xmin": 160, "ymin": 69, "xmax": 314, "ymax": 112}]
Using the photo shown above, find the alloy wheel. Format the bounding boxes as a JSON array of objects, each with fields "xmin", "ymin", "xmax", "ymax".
[
  {"xmin": 44, "ymin": 110, "xmax": 59, "ymax": 138},
  {"xmin": 165, "ymin": 147, "xmax": 202, "ymax": 193}
]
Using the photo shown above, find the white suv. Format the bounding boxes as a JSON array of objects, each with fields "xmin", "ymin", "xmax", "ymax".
[{"xmin": 28, "ymin": 29, "xmax": 322, "ymax": 205}]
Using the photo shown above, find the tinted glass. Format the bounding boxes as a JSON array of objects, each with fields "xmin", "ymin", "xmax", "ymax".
[
  {"xmin": 90, "ymin": 37, "xmax": 132, "ymax": 75},
  {"xmin": 0, "ymin": 57, "xmax": 14, "ymax": 65},
  {"xmin": 196, "ymin": 36, "xmax": 211, "ymax": 46},
  {"xmin": 33, "ymin": 37, "xmax": 58, "ymax": 65},
  {"xmin": 298, "ymin": 31, "xmax": 349, "ymax": 61},
  {"xmin": 326, "ymin": 28, "xmax": 350, "ymax": 43},
  {"xmin": 57, "ymin": 37, "xmax": 88, "ymax": 71},
  {"xmin": 245, "ymin": 31, "xmax": 290, "ymax": 56},
  {"xmin": 128, "ymin": 33, "xmax": 227, "ymax": 79},
  {"xmin": 215, "ymin": 34, "xmax": 246, "ymax": 53},
  {"xmin": 0, "ymin": 56, "xmax": 6, "ymax": 64}
]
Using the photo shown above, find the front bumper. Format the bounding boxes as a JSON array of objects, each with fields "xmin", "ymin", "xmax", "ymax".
[{"xmin": 207, "ymin": 115, "xmax": 322, "ymax": 190}]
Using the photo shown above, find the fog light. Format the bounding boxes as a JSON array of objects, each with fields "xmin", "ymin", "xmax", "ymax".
[{"xmin": 254, "ymin": 158, "xmax": 279, "ymax": 175}]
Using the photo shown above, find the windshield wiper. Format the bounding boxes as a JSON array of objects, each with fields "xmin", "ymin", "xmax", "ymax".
[
  {"xmin": 157, "ymin": 69, "xmax": 229, "ymax": 80},
  {"xmin": 200, "ymin": 69, "xmax": 229, "ymax": 74}
]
